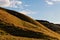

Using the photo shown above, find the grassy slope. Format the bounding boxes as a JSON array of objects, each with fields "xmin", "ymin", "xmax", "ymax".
[
  {"xmin": 0, "ymin": 7, "xmax": 60, "ymax": 40},
  {"xmin": 36, "ymin": 20, "xmax": 60, "ymax": 34},
  {"xmin": 0, "ymin": 20, "xmax": 57, "ymax": 40}
]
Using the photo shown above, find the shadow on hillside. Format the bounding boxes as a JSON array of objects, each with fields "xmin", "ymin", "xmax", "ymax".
[
  {"xmin": 36, "ymin": 20, "xmax": 60, "ymax": 34},
  {"xmin": 0, "ymin": 21, "xmax": 58, "ymax": 40}
]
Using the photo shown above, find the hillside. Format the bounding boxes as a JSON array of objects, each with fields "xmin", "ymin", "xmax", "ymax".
[
  {"xmin": 0, "ymin": 20, "xmax": 58, "ymax": 40},
  {"xmin": 36, "ymin": 20, "xmax": 60, "ymax": 34},
  {"xmin": 0, "ymin": 7, "xmax": 60, "ymax": 40}
]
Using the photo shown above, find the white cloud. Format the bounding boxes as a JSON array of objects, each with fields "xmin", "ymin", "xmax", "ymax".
[
  {"xmin": 9, "ymin": 0, "xmax": 22, "ymax": 8},
  {"xmin": 0, "ymin": 0, "xmax": 32, "ymax": 14},
  {"xmin": 0, "ymin": 0, "xmax": 10, "ymax": 7},
  {"xmin": 24, "ymin": 5, "xmax": 31, "ymax": 7},
  {"xmin": 20, "ymin": 9, "xmax": 36, "ymax": 14},
  {"xmin": 0, "ymin": 0, "xmax": 30, "ymax": 9},
  {"xmin": 0, "ymin": 0, "xmax": 22, "ymax": 8},
  {"xmin": 46, "ymin": 0, "xmax": 54, "ymax": 5},
  {"xmin": 45, "ymin": 0, "xmax": 60, "ymax": 5},
  {"xmin": 52, "ymin": 0, "xmax": 60, "ymax": 1}
]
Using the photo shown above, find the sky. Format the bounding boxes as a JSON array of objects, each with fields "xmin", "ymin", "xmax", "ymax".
[{"xmin": 0, "ymin": 0, "xmax": 60, "ymax": 24}]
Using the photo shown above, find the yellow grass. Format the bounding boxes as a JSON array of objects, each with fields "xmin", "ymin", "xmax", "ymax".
[{"xmin": 0, "ymin": 7, "xmax": 60, "ymax": 40}]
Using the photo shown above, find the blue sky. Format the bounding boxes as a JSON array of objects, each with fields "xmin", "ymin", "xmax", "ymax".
[{"xmin": 0, "ymin": 0, "xmax": 60, "ymax": 24}]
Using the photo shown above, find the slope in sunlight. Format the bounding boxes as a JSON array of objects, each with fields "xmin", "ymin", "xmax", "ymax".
[{"xmin": 0, "ymin": 7, "xmax": 60, "ymax": 40}]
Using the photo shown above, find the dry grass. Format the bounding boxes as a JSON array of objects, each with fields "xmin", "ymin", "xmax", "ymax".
[{"xmin": 0, "ymin": 7, "xmax": 60, "ymax": 40}]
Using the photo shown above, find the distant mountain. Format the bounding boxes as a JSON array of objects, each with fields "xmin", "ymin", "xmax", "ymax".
[
  {"xmin": 56, "ymin": 24, "xmax": 60, "ymax": 26},
  {"xmin": 36, "ymin": 20, "xmax": 60, "ymax": 33},
  {"xmin": 0, "ymin": 7, "xmax": 60, "ymax": 40}
]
